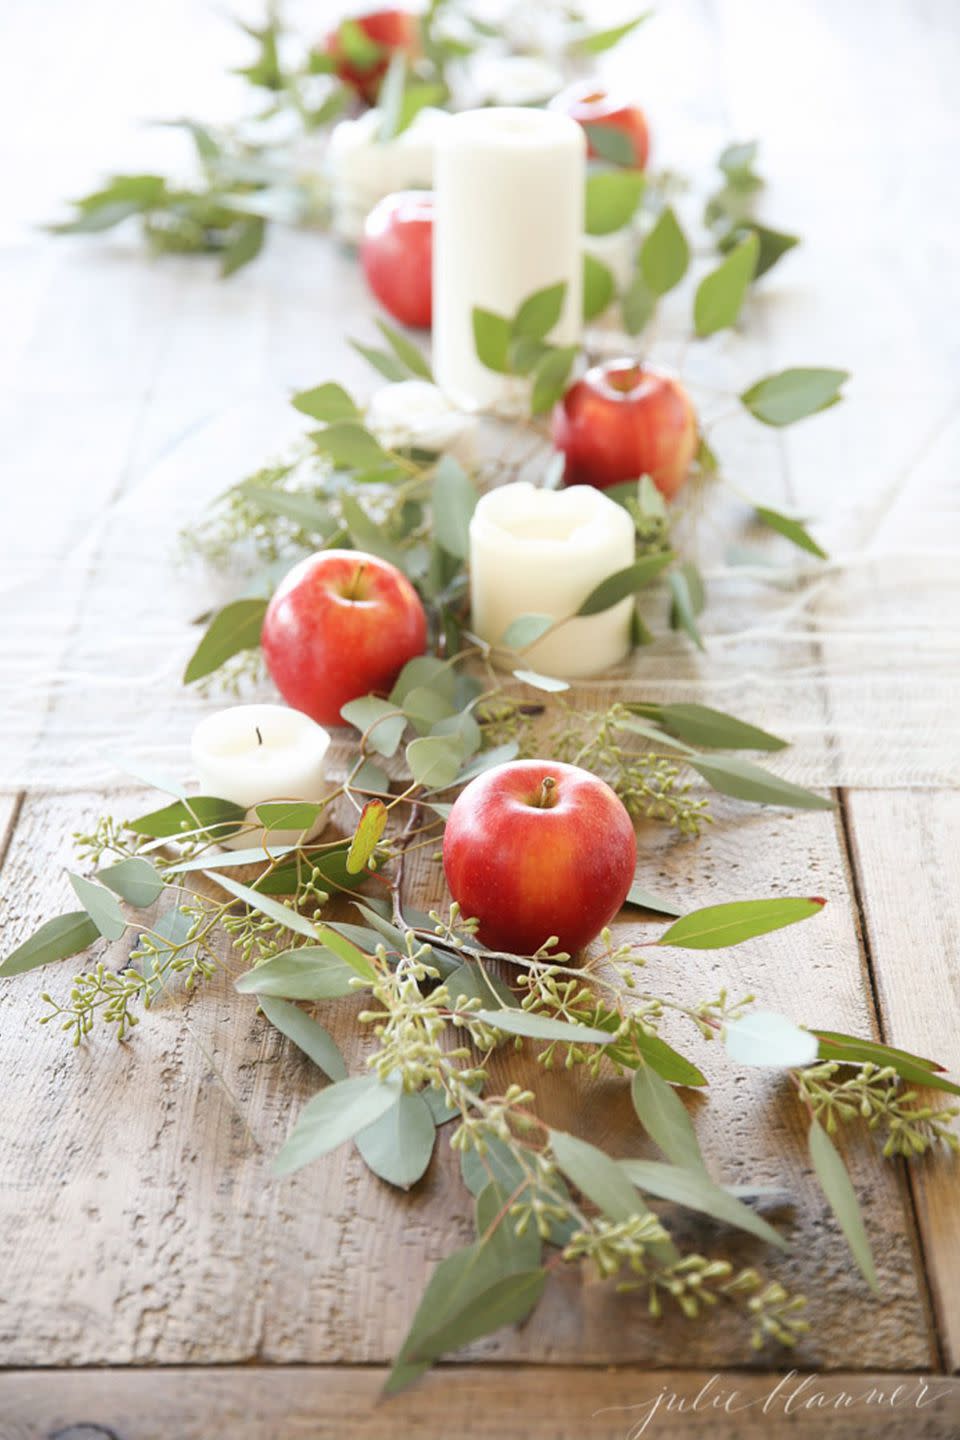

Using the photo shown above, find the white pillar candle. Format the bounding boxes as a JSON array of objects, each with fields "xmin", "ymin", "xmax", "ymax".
[
  {"xmin": 434, "ymin": 108, "xmax": 586, "ymax": 413},
  {"xmin": 326, "ymin": 107, "xmax": 450, "ymax": 243},
  {"xmin": 191, "ymin": 704, "xmax": 331, "ymax": 850},
  {"xmin": 469, "ymin": 481, "xmax": 636, "ymax": 678}
]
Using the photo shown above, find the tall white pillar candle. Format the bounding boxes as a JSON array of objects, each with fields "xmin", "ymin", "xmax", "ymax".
[
  {"xmin": 469, "ymin": 482, "xmax": 636, "ymax": 678},
  {"xmin": 434, "ymin": 108, "xmax": 586, "ymax": 412},
  {"xmin": 191, "ymin": 704, "xmax": 331, "ymax": 849}
]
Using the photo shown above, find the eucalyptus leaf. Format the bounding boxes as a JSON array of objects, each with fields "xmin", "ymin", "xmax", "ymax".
[
  {"xmin": 512, "ymin": 282, "xmax": 566, "ymax": 341},
  {"xmin": 292, "ymin": 383, "xmax": 359, "ymax": 423},
  {"xmin": 390, "ymin": 654, "xmax": 457, "ymax": 704},
  {"xmin": 310, "ymin": 422, "xmax": 390, "ymax": 470},
  {"xmin": 574, "ymin": 13, "xmax": 651, "ymax": 56},
  {"xmin": 635, "ymin": 702, "xmax": 787, "ymax": 752},
  {"xmin": 473, "ymin": 1010, "xmax": 611, "ymax": 1045},
  {"xmin": 621, "ymin": 271, "xmax": 655, "ymax": 334},
  {"xmin": 583, "ymin": 253, "xmax": 615, "ymax": 321},
  {"xmin": 351, "ymin": 758, "xmax": 391, "ymax": 796},
  {"xmin": 755, "ymin": 505, "xmax": 828, "ymax": 560},
  {"xmin": 725, "ymin": 1011, "xmax": 819, "ymax": 1069},
  {"xmin": 68, "ymin": 873, "xmax": 126, "ymax": 941},
  {"xmin": 691, "ymin": 755, "xmax": 833, "ymax": 811},
  {"xmin": 585, "ymin": 170, "xmax": 645, "ymax": 236},
  {"xmin": 668, "ymin": 564, "xmax": 705, "ymax": 650},
  {"xmin": 625, "ymin": 881, "xmax": 682, "ymax": 916},
  {"xmin": 472, "ymin": 308, "xmax": 512, "ymax": 373},
  {"xmin": 99, "ymin": 857, "xmax": 165, "ymax": 908},
  {"xmin": 340, "ymin": 695, "xmax": 407, "ymax": 758},
  {"xmin": 476, "ymin": 1181, "xmax": 542, "ymax": 1268},
  {"xmin": 274, "ymin": 1075, "xmax": 403, "ymax": 1177},
  {"xmin": 259, "ymin": 995, "xmax": 347, "ymax": 1080},
  {"xmin": 350, "ymin": 340, "xmax": 408, "ymax": 382},
  {"xmin": 446, "ymin": 960, "xmax": 518, "ymax": 1012},
  {"xmin": 346, "ymin": 799, "xmax": 387, "ymax": 875},
  {"xmin": 619, "ymin": 1159, "xmax": 787, "ymax": 1248},
  {"xmin": 0, "ymin": 911, "xmax": 100, "ymax": 979},
  {"xmin": 315, "ymin": 925, "xmax": 378, "ymax": 981},
  {"xmin": 356, "ymin": 1089, "xmax": 436, "ymax": 1188},
  {"xmin": 582, "ymin": 124, "xmax": 638, "ymax": 167},
  {"xmin": 166, "ymin": 843, "xmax": 294, "ymax": 874},
  {"xmin": 512, "ymin": 669, "xmax": 570, "ymax": 693},
  {"xmin": 550, "ymin": 1129, "xmax": 647, "ymax": 1223},
  {"xmin": 629, "ymin": 1032, "xmax": 707, "ymax": 1087},
  {"xmin": 405, "ymin": 734, "xmax": 463, "ymax": 789},
  {"xmin": 631, "ymin": 1064, "xmax": 706, "ymax": 1171},
  {"xmin": 236, "ymin": 947, "xmax": 360, "ymax": 1000},
  {"xmin": 694, "ymin": 231, "xmax": 758, "ymax": 336},
  {"xmin": 720, "ymin": 222, "xmax": 799, "ymax": 279},
  {"xmin": 658, "ymin": 897, "xmax": 826, "ymax": 950},
  {"xmin": 340, "ymin": 495, "xmax": 408, "ymax": 567},
  {"xmin": 128, "ymin": 794, "xmax": 247, "ymax": 841},
  {"xmin": 205, "ymin": 871, "xmax": 320, "ymax": 939},
  {"xmin": 220, "ymin": 215, "xmax": 266, "ymax": 278},
  {"xmin": 254, "ymin": 801, "xmax": 323, "ymax": 832},
  {"xmin": 183, "ymin": 597, "xmax": 267, "ymax": 684},
  {"xmin": 531, "ymin": 346, "xmax": 578, "ymax": 416},
  {"xmin": 406, "ymin": 1261, "xmax": 545, "ymax": 1365},
  {"xmin": 640, "ymin": 206, "xmax": 689, "ymax": 296},
  {"xmin": 813, "ymin": 1032, "xmax": 960, "ymax": 1096},
  {"xmin": 578, "ymin": 552, "xmax": 674, "ymax": 616},
  {"xmin": 809, "ymin": 1118, "xmax": 879, "ymax": 1292},
  {"xmin": 432, "ymin": 709, "xmax": 481, "ymax": 757},
  {"xmin": 741, "ymin": 368, "xmax": 849, "ymax": 427},
  {"xmin": 498, "ymin": 613, "xmax": 555, "ymax": 649},
  {"xmin": 375, "ymin": 317, "xmax": 433, "ymax": 379},
  {"xmin": 452, "ymin": 742, "xmax": 520, "ymax": 786},
  {"xmin": 432, "ymin": 455, "xmax": 477, "ymax": 559}
]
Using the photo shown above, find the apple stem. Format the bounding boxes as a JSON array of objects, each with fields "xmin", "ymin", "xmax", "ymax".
[
  {"xmin": 255, "ymin": 727, "xmax": 263, "ymax": 746},
  {"xmin": 534, "ymin": 775, "xmax": 558, "ymax": 809},
  {"xmin": 347, "ymin": 564, "xmax": 366, "ymax": 600}
]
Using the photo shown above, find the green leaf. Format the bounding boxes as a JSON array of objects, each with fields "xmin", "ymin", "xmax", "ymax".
[
  {"xmin": 725, "ymin": 1011, "xmax": 819, "ymax": 1069},
  {"xmin": 404, "ymin": 685, "xmax": 456, "ymax": 734},
  {"xmin": 809, "ymin": 1118, "xmax": 879, "ymax": 1292},
  {"xmin": 340, "ymin": 496, "xmax": 408, "ymax": 568},
  {"xmin": 206, "ymin": 871, "xmax": 320, "ymax": 939},
  {"xmin": 356, "ymin": 1090, "xmax": 436, "ymax": 1189},
  {"xmin": 629, "ymin": 1031, "xmax": 707, "ymax": 1087},
  {"xmin": 235, "ymin": 483, "xmax": 336, "ymax": 535},
  {"xmin": 625, "ymin": 881, "xmax": 682, "ymax": 917},
  {"xmin": 755, "ymin": 505, "xmax": 828, "ymax": 560},
  {"xmin": 415, "ymin": 1268, "xmax": 545, "ymax": 1362},
  {"xmin": 498, "ymin": 613, "xmax": 555, "ymax": 650},
  {"xmin": 694, "ymin": 231, "xmax": 758, "ymax": 336},
  {"xmin": 220, "ymin": 216, "xmax": 266, "ymax": 278},
  {"xmin": 256, "ymin": 845, "xmax": 356, "ymax": 898},
  {"xmin": 375, "ymin": 318, "xmax": 433, "ymax": 379},
  {"xmin": 472, "ymin": 308, "xmax": 512, "ymax": 373},
  {"xmin": 512, "ymin": 282, "xmax": 567, "ymax": 342},
  {"xmin": 311, "ymin": 422, "xmax": 390, "ymax": 470},
  {"xmin": 473, "ymin": 1010, "xmax": 612, "ymax": 1045},
  {"xmin": 340, "ymin": 695, "xmax": 407, "ymax": 758},
  {"xmin": 691, "ymin": 755, "xmax": 833, "ymax": 811},
  {"xmin": 619, "ymin": 1159, "xmax": 787, "ymax": 1248},
  {"xmin": 432, "ymin": 456, "xmax": 477, "ymax": 559},
  {"xmin": 346, "ymin": 799, "xmax": 387, "ymax": 875},
  {"xmin": 127, "ymin": 794, "xmax": 246, "ymax": 841},
  {"xmin": 583, "ymin": 253, "xmax": 615, "ymax": 322},
  {"xmin": 68, "ymin": 873, "xmax": 126, "ymax": 941},
  {"xmin": 550, "ymin": 1129, "xmax": 647, "ymax": 1222},
  {"xmin": 631, "ymin": 1064, "xmax": 706, "ymax": 1171},
  {"xmin": 351, "ymin": 758, "xmax": 391, "ymax": 796},
  {"xmin": 575, "ymin": 13, "xmax": 651, "ymax": 54},
  {"xmin": 314, "ymin": 925, "xmax": 378, "ymax": 981},
  {"xmin": 585, "ymin": 170, "xmax": 645, "ymax": 236},
  {"xmin": 740, "ymin": 368, "xmax": 848, "ymax": 427},
  {"xmin": 658, "ymin": 896, "xmax": 826, "ymax": 950},
  {"xmin": 531, "ymin": 346, "xmax": 578, "ymax": 416},
  {"xmin": 259, "ymin": 995, "xmax": 347, "ymax": 1080},
  {"xmin": 99, "ymin": 857, "xmax": 165, "ymax": 909},
  {"xmin": 720, "ymin": 222, "xmax": 799, "ymax": 279},
  {"xmin": 452, "ymin": 742, "xmax": 521, "ymax": 786},
  {"xmin": 236, "ymin": 947, "xmax": 360, "ymax": 1000},
  {"xmin": 621, "ymin": 271, "xmax": 655, "ymax": 334},
  {"xmin": 183, "ymin": 597, "xmax": 267, "ymax": 684},
  {"xmin": 512, "ymin": 669, "xmax": 570, "ymax": 693},
  {"xmin": 291, "ymin": 383, "xmax": 359, "ymax": 423},
  {"xmin": 406, "ymin": 734, "xmax": 463, "ymax": 789},
  {"xmin": 391, "ymin": 655, "xmax": 457, "ymax": 705},
  {"xmin": 578, "ymin": 552, "xmax": 674, "ymax": 616},
  {"xmin": 637, "ymin": 702, "xmax": 786, "ymax": 752},
  {"xmin": 813, "ymin": 1032, "xmax": 960, "ymax": 1097},
  {"xmin": 274, "ymin": 1075, "xmax": 403, "ymax": 1177},
  {"xmin": 446, "ymin": 960, "xmax": 517, "ymax": 1012},
  {"xmin": 254, "ymin": 801, "xmax": 323, "ymax": 832},
  {"xmin": 668, "ymin": 562, "xmax": 706, "ymax": 650},
  {"xmin": 640, "ymin": 207, "xmax": 689, "ymax": 296},
  {"xmin": 0, "ymin": 911, "xmax": 100, "ymax": 979},
  {"xmin": 476, "ymin": 1182, "xmax": 542, "ymax": 1267},
  {"xmin": 581, "ymin": 124, "xmax": 638, "ymax": 167},
  {"xmin": 350, "ymin": 340, "xmax": 409, "ymax": 382}
]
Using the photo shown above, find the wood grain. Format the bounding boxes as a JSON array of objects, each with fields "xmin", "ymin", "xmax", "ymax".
[
  {"xmin": 843, "ymin": 790, "xmax": 960, "ymax": 1371},
  {"xmin": 1, "ymin": 1367, "xmax": 958, "ymax": 1440},
  {"xmin": 0, "ymin": 787, "xmax": 931, "ymax": 1370}
]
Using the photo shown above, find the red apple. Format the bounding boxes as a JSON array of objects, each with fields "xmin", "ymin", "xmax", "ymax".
[
  {"xmin": 549, "ymin": 81, "xmax": 650, "ymax": 169},
  {"xmin": 323, "ymin": 9, "xmax": 418, "ymax": 105},
  {"xmin": 442, "ymin": 759, "xmax": 637, "ymax": 956},
  {"xmin": 361, "ymin": 191, "xmax": 433, "ymax": 329},
  {"xmin": 552, "ymin": 360, "xmax": 698, "ymax": 500},
  {"xmin": 261, "ymin": 549, "xmax": 427, "ymax": 725}
]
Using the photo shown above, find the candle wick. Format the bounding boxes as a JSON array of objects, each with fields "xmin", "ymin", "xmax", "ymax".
[{"xmin": 255, "ymin": 727, "xmax": 263, "ymax": 746}]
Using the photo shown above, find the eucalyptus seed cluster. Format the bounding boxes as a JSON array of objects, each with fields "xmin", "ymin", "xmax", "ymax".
[
  {"xmin": 73, "ymin": 815, "xmax": 141, "ymax": 868},
  {"xmin": 796, "ymin": 1061, "xmax": 960, "ymax": 1158},
  {"xmin": 40, "ymin": 962, "xmax": 148, "ymax": 1045},
  {"xmin": 565, "ymin": 1213, "xmax": 671, "ymax": 1277}
]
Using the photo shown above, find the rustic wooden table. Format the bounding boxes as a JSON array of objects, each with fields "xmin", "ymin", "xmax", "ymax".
[{"xmin": 1, "ymin": 1, "xmax": 958, "ymax": 1436}]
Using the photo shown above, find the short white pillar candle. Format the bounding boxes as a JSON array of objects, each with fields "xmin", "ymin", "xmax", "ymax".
[
  {"xmin": 433, "ymin": 107, "xmax": 585, "ymax": 413},
  {"xmin": 191, "ymin": 704, "xmax": 331, "ymax": 849},
  {"xmin": 469, "ymin": 481, "xmax": 636, "ymax": 679}
]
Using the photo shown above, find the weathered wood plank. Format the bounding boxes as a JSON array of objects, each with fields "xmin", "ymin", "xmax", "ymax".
[
  {"xmin": 844, "ymin": 790, "xmax": 960, "ymax": 1372},
  {"xmin": 1, "ymin": 1366, "xmax": 958, "ymax": 1440},
  {"xmin": 0, "ymin": 787, "xmax": 931, "ymax": 1370}
]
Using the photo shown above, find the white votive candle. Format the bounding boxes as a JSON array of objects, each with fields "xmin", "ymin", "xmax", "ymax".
[
  {"xmin": 191, "ymin": 704, "xmax": 331, "ymax": 849},
  {"xmin": 469, "ymin": 481, "xmax": 636, "ymax": 678},
  {"xmin": 434, "ymin": 108, "xmax": 585, "ymax": 412}
]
